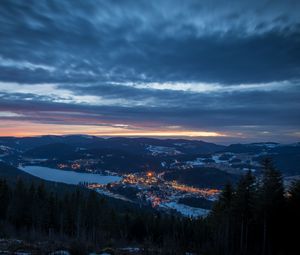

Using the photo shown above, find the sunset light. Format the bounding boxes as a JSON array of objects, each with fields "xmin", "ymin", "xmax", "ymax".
[
  {"xmin": 0, "ymin": 120, "xmax": 226, "ymax": 138},
  {"xmin": 0, "ymin": 1, "xmax": 299, "ymax": 254}
]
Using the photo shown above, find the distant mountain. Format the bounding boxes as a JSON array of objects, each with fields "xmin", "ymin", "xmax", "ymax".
[
  {"xmin": 0, "ymin": 136, "xmax": 225, "ymax": 172},
  {"xmin": 256, "ymin": 144, "xmax": 300, "ymax": 175},
  {"xmin": 23, "ymin": 143, "xmax": 80, "ymax": 159},
  {"xmin": 0, "ymin": 135, "xmax": 225, "ymax": 154},
  {"xmin": 222, "ymin": 142, "xmax": 280, "ymax": 154},
  {"xmin": 164, "ymin": 167, "xmax": 240, "ymax": 189},
  {"xmin": 0, "ymin": 135, "xmax": 70, "ymax": 151},
  {"xmin": 0, "ymin": 136, "xmax": 299, "ymax": 175},
  {"xmin": 0, "ymin": 145, "xmax": 18, "ymax": 156},
  {"xmin": 222, "ymin": 143, "xmax": 300, "ymax": 175}
]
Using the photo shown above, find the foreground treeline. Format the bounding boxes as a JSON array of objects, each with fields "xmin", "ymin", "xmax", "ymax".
[
  {"xmin": 208, "ymin": 158, "xmax": 300, "ymax": 255},
  {"xmin": 0, "ymin": 176, "xmax": 208, "ymax": 253},
  {"xmin": 0, "ymin": 159, "xmax": 300, "ymax": 254}
]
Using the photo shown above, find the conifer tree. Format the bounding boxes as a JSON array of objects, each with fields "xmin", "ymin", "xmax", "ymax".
[
  {"xmin": 286, "ymin": 180, "xmax": 300, "ymax": 254},
  {"xmin": 0, "ymin": 179, "xmax": 9, "ymax": 220},
  {"xmin": 232, "ymin": 171, "xmax": 256, "ymax": 254},
  {"xmin": 258, "ymin": 158, "xmax": 284, "ymax": 255}
]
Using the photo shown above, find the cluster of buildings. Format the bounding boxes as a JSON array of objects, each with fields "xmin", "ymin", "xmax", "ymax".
[
  {"xmin": 57, "ymin": 159, "xmax": 103, "ymax": 172},
  {"xmin": 86, "ymin": 171, "xmax": 220, "ymax": 217}
]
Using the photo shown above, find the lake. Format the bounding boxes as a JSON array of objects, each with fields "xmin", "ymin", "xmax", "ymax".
[{"xmin": 19, "ymin": 165, "xmax": 121, "ymax": 185}]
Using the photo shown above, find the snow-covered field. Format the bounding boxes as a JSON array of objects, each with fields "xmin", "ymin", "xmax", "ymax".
[
  {"xmin": 19, "ymin": 165, "xmax": 121, "ymax": 185},
  {"xmin": 96, "ymin": 189, "xmax": 133, "ymax": 202},
  {"xmin": 159, "ymin": 201, "xmax": 210, "ymax": 218},
  {"xmin": 146, "ymin": 145, "xmax": 182, "ymax": 155},
  {"xmin": 186, "ymin": 158, "xmax": 205, "ymax": 166}
]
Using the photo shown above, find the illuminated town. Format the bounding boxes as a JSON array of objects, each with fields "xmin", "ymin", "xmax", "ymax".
[{"xmin": 85, "ymin": 170, "xmax": 220, "ymax": 218}]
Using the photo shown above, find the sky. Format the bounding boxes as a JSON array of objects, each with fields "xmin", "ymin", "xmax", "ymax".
[{"xmin": 0, "ymin": 0, "xmax": 300, "ymax": 143}]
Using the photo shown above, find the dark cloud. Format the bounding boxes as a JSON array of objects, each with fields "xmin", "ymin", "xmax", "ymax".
[
  {"xmin": 1, "ymin": 85, "xmax": 299, "ymax": 128},
  {"xmin": 0, "ymin": 0, "xmax": 299, "ymax": 142},
  {"xmin": 0, "ymin": 0, "xmax": 300, "ymax": 84}
]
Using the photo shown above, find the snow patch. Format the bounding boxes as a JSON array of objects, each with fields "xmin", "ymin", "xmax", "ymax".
[
  {"xmin": 146, "ymin": 145, "xmax": 182, "ymax": 156},
  {"xmin": 159, "ymin": 202, "xmax": 210, "ymax": 218}
]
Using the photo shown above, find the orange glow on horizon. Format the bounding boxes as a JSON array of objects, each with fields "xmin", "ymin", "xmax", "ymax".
[
  {"xmin": 0, "ymin": 120, "xmax": 227, "ymax": 138},
  {"xmin": 92, "ymin": 131, "xmax": 226, "ymax": 137}
]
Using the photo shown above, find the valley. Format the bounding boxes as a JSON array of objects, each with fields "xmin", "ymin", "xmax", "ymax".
[{"xmin": 1, "ymin": 135, "xmax": 300, "ymax": 218}]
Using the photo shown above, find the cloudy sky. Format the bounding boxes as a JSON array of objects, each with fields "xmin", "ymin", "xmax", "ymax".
[{"xmin": 0, "ymin": 0, "xmax": 299, "ymax": 143}]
